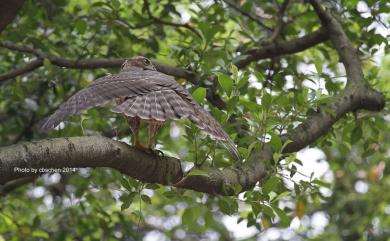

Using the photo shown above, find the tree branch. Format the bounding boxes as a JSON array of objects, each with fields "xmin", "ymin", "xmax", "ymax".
[
  {"xmin": 235, "ymin": 28, "xmax": 329, "ymax": 68},
  {"xmin": 0, "ymin": 79, "xmax": 384, "ymax": 194},
  {"xmin": 308, "ymin": 0, "xmax": 365, "ymax": 87},
  {"xmin": 0, "ymin": 58, "xmax": 43, "ymax": 82},
  {"xmin": 222, "ymin": 0, "xmax": 273, "ymax": 32},
  {"xmin": 0, "ymin": 28, "xmax": 328, "ymax": 83},
  {"xmin": 0, "ymin": 136, "xmax": 183, "ymax": 185},
  {"xmin": 0, "ymin": 0, "xmax": 25, "ymax": 33},
  {"xmin": 0, "ymin": 176, "xmax": 36, "ymax": 196},
  {"xmin": 270, "ymin": 0, "xmax": 290, "ymax": 41},
  {"xmin": 143, "ymin": 0, "xmax": 202, "ymax": 39},
  {"xmin": 0, "ymin": 42, "xmax": 198, "ymax": 83}
]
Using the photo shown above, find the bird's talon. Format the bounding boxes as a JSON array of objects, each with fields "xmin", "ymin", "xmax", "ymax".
[{"xmin": 149, "ymin": 148, "xmax": 164, "ymax": 157}]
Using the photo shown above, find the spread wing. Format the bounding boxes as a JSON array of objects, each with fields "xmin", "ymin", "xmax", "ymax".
[
  {"xmin": 112, "ymin": 83, "xmax": 241, "ymax": 159},
  {"xmin": 41, "ymin": 68, "xmax": 240, "ymax": 159},
  {"xmin": 40, "ymin": 70, "xmax": 175, "ymax": 132}
]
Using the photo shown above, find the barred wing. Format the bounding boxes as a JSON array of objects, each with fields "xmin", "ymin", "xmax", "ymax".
[
  {"xmin": 112, "ymin": 85, "xmax": 241, "ymax": 159},
  {"xmin": 40, "ymin": 71, "xmax": 171, "ymax": 132}
]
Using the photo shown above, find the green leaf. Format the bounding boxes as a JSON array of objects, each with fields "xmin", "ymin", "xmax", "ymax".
[
  {"xmin": 314, "ymin": 55, "xmax": 323, "ymax": 75},
  {"xmin": 351, "ymin": 125, "xmax": 362, "ymax": 144},
  {"xmin": 271, "ymin": 204, "xmax": 291, "ymax": 227},
  {"xmin": 312, "ymin": 179, "xmax": 332, "ymax": 188},
  {"xmin": 75, "ymin": 19, "xmax": 87, "ymax": 34},
  {"xmin": 217, "ymin": 73, "xmax": 234, "ymax": 96},
  {"xmin": 260, "ymin": 204, "xmax": 275, "ymax": 219},
  {"xmin": 270, "ymin": 134, "xmax": 282, "ymax": 151},
  {"xmin": 112, "ymin": 0, "xmax": 121, "ymax": 9},
  {"xmin": 231, "ymin": 64, "xmax": 238, "ymax": 80},
  {"xmin": 271, "ymin": 191, "xmax": 290, "ymax": 203},
  {"xmin": 145, "ymin": 183, "xmax": 160, "ymax": 190},
  {"xmin": 120, "ymin": 192, "xmax": 136, "ymax": 211},
  {"xmin": 121, "ymin": 199, "xmax": 131, "ymax": 211},
  {"xmin": 32, "ymin": 230, "xmax": 49, "ymax": 239},
  {"xmin": 141, "ymin": 194, "xmax": 151, "ymax": 204},
  {"xmin": 182, "ymin": 207, "xmax": 195, "ymax": 226},
  {"xmin": 294, "ymin": 183, "xmax": 301, "ymax": 195},
  {"xmin": 218, "ymin": 197, "xmax": 238, "ymax": 215},
  {"xmin": 290, "ymin": 164, "xmax": 297, "ymax": 178},
  {"xmin": 163, "ymin": 190, "xmax": 177, "ymax": 199},
  {"xmin": 262, "ymin": 92, "xmax": 272, "ymax": 110},
  {"xmin": 120, "ymin": 177, "xmax": 132, "ymax": 191},
  {"xmin": 192, "ymin": 87, "xmax": 206, "ymax": 104},
  {"xmin": 218, "ymin": 198, "xmax": 231, "ymax": 215},
  {"xmin": 43, "ymin": 58, "xmax": 51, "ymax": 68},
  {"xmin": 263, "ymin": 176, "xmax": 280, "ymax": 195}
]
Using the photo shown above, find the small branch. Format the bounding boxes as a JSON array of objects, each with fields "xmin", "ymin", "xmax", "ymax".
[
  {"xmin": 0, "ymin": 176, "xmax": 36, "ymax": 196},
  {"xmin": 0, "ymin": 28, "xmax": 329, "ymax": 83},
  {"xmin": 309, "ymin": 0, "xmax": 365, "ymax": 87},
  {"xmin": 235, "ymin": 28, "xmax": 329, "ymax": 68},
  {"xmin": 143, "ymin": 0, "xmax": 202, "ymax": 39},
  {"xmin": 270, "ymin": 0, "xmax": 290, "ymax": 41},
  {"xmin": 0, "ymin": 42, "xmax": 198, "ymax": 83},
  {"xmin": 0, "ymin": 58, "xmax": 43, "ymax": 82},
  {"xmin": 152, "ymin": 61, "xmax": 200, "ymax": 85},
  {"xmin": 222, "ymin": 0, "xmax": 273, "ymax": 32}
]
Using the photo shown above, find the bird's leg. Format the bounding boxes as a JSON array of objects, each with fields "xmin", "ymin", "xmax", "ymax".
[
  {"xmin": 126, "ymin": 116, "xmax": 147, "ymax": 150},
  {"xmin": 148, "ymin": 120, "xmax": 164, "ymax": 155}
]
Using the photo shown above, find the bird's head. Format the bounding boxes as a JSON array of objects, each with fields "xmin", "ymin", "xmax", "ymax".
[{"xmin": 121, "ymin": 56, "xmax": 156, "ymax": 71}]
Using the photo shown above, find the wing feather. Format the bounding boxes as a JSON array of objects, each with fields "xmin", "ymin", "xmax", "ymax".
[{"xmin": 40, "ymin": 70, "xmax": 177, "ymax": 132}]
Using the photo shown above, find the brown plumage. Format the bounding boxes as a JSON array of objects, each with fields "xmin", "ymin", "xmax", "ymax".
[{"xmin": 41, "ymin": 56, "xmax": 240, "ymax": 158}]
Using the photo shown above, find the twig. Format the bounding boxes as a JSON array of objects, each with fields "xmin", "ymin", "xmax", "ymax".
[
  {"xmin": 143, "ymin": 0, "xmax": 202, "ymax": 39},
  {"xmin": 0, "ymin": 58, "xmax": 43, "ymax": 82},
  {"xmin": 222, "ymin": 0, "xmax": 273, "ymax": 32},
  {"xmin": 235, "ymin": 28, "xmax": 329, "ymax": 68}
]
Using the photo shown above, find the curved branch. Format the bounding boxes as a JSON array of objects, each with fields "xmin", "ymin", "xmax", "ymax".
[
  {"xmin": 308, "ymin": 0, "xmax": 365, "ymax": 87},
  {"xmin": 0, "ymin": 58, "xmax": 43, "ymax": 82},
  {"xmin": 0, "ymin": 136, "xmax": 183, "ymax": 185},
  {"xmin": 0, "ymin": 28, "xmax": 328, "ymax": 83},
  {"xmin": 235, "ymin": 28, "xmax": 329, "ymax": 68},
  {"xmin": 0, "ymin": 0, "xmax": 25, "ymax": 33}
]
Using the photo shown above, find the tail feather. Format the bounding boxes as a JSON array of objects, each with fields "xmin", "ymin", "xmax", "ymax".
[{"xmin": 189, "ymin": 106, "xmax": 241, "ymax": 159}]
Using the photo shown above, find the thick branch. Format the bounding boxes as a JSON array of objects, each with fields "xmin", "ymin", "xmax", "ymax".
[
  {"xmin": 235, "ymin": 28, "xmax": 329, "ymax": 68},
  {"xmin": 0, "ymin": 2, "xmax": 386, "ymax": 195},
  {"xmin": 283, "ymin": 86, "xmax": 384, "ymax": 152},
  {"xmin": 0, "ymin": 0, "xmax": 25, "ymax": 33},
  {"xmin": 309, "ymin": 0, "xmax": 365, "ymax": 86},
  {"xmin": 0, "ymin": 136, "xmax": 183, "ymax": 185}
]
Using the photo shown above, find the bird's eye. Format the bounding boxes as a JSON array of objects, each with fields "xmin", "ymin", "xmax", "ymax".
[{"xmin": 143, "ymin": 58, "xmax": 151, "ymax": 65}]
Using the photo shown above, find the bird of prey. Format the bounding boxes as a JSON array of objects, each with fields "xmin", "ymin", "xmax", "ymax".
[{"xmin": 41, "ymin": 56, "xmax": 240, "ymax": 158}]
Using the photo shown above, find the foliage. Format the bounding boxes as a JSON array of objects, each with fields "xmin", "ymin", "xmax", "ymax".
[{"xmin": 0, "ymin": 0, "xmax": 389, "ymax": 240}]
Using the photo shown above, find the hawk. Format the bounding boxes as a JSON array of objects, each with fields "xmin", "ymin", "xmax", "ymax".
[{"xmin": 41, "ymin": 56, "xmax": 240, "ymax": 158}]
